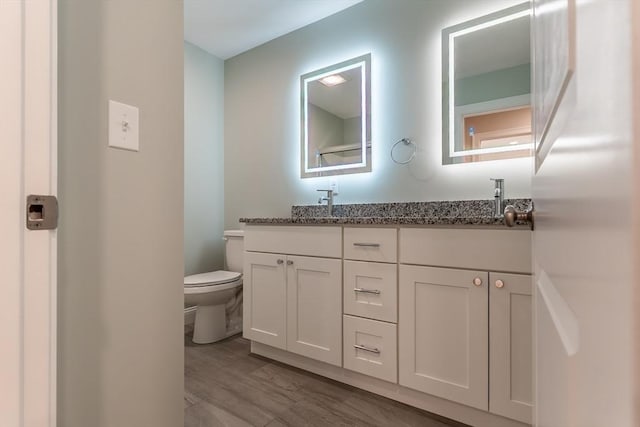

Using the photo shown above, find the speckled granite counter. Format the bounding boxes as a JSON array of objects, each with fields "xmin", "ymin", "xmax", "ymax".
[{"xmin": 240, "ymin": 199, "xmax": 531, "ymax": 227}]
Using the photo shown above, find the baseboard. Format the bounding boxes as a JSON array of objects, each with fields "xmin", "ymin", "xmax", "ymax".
[{"xmin": 184, "ymin": 306, "xmax": 197, "ymax": 325}]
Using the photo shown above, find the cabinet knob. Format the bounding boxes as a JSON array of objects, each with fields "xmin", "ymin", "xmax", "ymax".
[
  {"xmin": 504, "ymin": 204, "xmax": 535, "ymax": 229},
  {"xmin": 277, "ymin": 259, "xmax": 284, "ymax": 265},
  {"xmin": 286, "ymin": 260, "xmax": 293, "ymax": 266},
  {"xmin": 495, "ymin": 279, "xmax": 505, "ymax": 289},
  {"xmin": 473, "ymin": 277, "xmax": 482, "ymax": 287}
]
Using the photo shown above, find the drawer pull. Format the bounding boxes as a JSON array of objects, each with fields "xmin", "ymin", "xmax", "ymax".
[
  {"xmin": 353, "ymin": 344, "xmax": 381, "ymax": 354},
  {"xmin": 354, "ymin": 288, "xmax": 381, "ymax": 295},
  {"xmin": 276, "ymin": 259, "xmax": 284, "ymax": 265},
  {"xmin": 353, "ymin": 243, "xmax": 381, "ymax": 247}
]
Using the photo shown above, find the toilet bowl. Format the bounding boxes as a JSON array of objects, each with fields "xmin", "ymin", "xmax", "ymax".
[{"xmin": 184, "ymin": 230, "xmax": 244, "ymax": 344}]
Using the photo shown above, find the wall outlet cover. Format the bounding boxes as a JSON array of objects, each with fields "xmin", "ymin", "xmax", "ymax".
[
  {"xmin": 108, "ymin": 100, "xmax": 139, "ymax": 151},
  {"xmin": 329, "ymin": 177, "xmax": 339, "ymax": 195}
]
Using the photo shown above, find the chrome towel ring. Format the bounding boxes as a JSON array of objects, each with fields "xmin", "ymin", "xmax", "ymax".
[{"xmin": 390, "ymin": 138, "xmax": 416, "ymax": 164}]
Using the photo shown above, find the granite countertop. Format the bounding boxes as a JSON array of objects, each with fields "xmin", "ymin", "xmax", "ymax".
[{"xmin": 239, "ymin": 199, "xmax": 532, "ymax": 228}]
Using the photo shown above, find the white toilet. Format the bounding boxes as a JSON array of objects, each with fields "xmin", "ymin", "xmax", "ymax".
[{"xmin": 184, "ymin": 230, "xmax": 244, "ymax": 344}]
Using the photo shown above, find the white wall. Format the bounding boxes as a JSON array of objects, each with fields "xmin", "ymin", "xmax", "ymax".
[
  {"xmin": 184, "ymin": 42, "xmax": 225, "ymax": 275},
  {"xmin": 58, "ymin": 1, "xmax": 184, "ymax": 426},
  {"xmin": 224, "ymin": 0, "xmax": 531, "ymax": 227}
]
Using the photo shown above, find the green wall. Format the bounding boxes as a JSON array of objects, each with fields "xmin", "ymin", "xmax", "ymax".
[
  {"xmin": 184, "ymin": 42, "xmax": 225, "ymax": 276},
  {"xmin": 455, "ymin": 63, "xmax": 530, "ymax": 106}
]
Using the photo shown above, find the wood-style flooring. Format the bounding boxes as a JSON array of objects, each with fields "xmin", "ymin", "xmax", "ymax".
[{"xmin": 184, "ymin": 330, "xmax": 468, "ymax": 427}]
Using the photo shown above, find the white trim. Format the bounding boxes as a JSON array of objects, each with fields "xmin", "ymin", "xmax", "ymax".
[
  {"xmin": 452, "ymin": 94, "xmax": 531, "ymax": 157},
  {"xmin": 0, "ymin": 0, "xmax": 57, "ymax": 424},
  {"xmin": 17, "ymin": 1, "xmax": 57, "ymax": 426},
  {"xmin": 49, "ymin": 1, "xmax": 58, "ymax": 422},
  {"xmin": 0, "ymin": 2, "xmax": 26, "ymax": 425}
]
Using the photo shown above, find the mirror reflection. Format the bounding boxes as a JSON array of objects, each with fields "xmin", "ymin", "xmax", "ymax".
[
  {"xmin": 301, "ymin": 54, "xmax": 371, "ymax": 178},
  {"xmin": 443, "ymin": 4, "xmax": 532, "ymax": 164}
]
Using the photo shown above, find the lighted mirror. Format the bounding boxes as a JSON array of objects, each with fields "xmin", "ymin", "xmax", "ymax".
[
  {"xmin": 300, "ymin": 54, "xmax": 371, "ymax": 178},
  {"xmin": 442, "ymin": 3, "xmax": 532, "ymax": 164}
]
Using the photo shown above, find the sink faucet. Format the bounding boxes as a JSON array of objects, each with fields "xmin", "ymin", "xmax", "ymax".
[
  {"xmin": 317, "ymin": 189, "xmax": 335, "ymax": 216},
  {"xmin": 490, "ymin": 178, "xmax": 504, "ymax": 218}
]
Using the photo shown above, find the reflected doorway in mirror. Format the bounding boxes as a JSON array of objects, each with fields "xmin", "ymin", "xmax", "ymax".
[{"xmin": 442, "ymin": 2, "xmax": 532, "ymax": 165}]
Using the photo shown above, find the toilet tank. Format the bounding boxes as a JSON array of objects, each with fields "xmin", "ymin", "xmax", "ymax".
[{"xmin": 224, "ymin": 230, "xmax": 245, "ymax": 273}]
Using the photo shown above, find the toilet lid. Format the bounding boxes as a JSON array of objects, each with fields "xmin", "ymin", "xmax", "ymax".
[{"xmin": 184, "ymin": 270, "xmax": 242, "ymax": 287}]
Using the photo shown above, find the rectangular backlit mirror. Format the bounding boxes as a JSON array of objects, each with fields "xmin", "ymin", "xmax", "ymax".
[
  {"xmin": 300, "ymin": 54, "xmax": 371, "ymax": 178},
  {"xmin": 442, "ymin": 3, "xmax": 532, "ymax": 164}
]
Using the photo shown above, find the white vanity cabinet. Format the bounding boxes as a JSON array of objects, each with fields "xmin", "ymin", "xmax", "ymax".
[
  {"xmin": 398, "ymin": 228, "xmax": 533, "ymax": 424},
  {"xmin": 243, "ymin": 251, "xmax": 288, "ymax": 349},
  {"xmin": 343, "ymin": 227, "xmax": 397, "ymax": 263},
  {"xmin": 286, "ymin": 255, "xmax": 342, "ymax": 366},
  {"xmin": 342, "ymin": 227, "xmax": 399, "ymax": 383},
  {"xmin": 343, "ymin": 260, "xmax": 397, "ymax": 323},
  {"xmin": 244, "ymin": 223, "xmax": 533, "ymax": 427},
  {"xmin": 243, "ymin": 226, "xmax": 343, "ymax": 366},
  {"xmin": 343, "ymin": 314, "xmax": 397, "ymax": 383},
  {"xmin": 398, "ymin": 265, "xmax": 489, "ymax": 410},
  {"xmin": 489, "ymin": 272, "xmax": 533, "ymax": 424}
]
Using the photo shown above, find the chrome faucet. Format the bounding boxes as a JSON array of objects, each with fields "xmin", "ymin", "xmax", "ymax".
[
  {"xmin": 490, "ymin": 178, "xmax": 504, "ymax": 218},
  {"xmin": 317, "ymin": 189, "xmax": 335, "ymax": 216}
]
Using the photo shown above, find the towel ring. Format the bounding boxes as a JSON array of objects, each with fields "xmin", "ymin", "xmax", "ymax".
[{"xmin": 390, "ymin": 138, "xmax": 416, "ymax": 164}]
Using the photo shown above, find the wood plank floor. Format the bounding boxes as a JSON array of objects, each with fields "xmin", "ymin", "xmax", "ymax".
[{"xmin": 184, "ymin": 331, "xmax": 468, "ymax": 427}]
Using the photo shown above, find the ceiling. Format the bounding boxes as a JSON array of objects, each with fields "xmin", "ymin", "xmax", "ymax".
[
  {"xmin": 308, "ymin": 67, "xmax": 362, "ymax": 119},
  {"xmin": 184, "ymin": 0, "xmax": 364, "ymax": 60}
]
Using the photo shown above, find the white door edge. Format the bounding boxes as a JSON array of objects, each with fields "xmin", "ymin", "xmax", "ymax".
[
  {"xmin": 24, "ymin": 0, "xmax": 58, "ymax": 425},
  {"xmin": 535, "ymin": 269, "xmax": 579, "ymax": 356},
  {"xmin": 0, "ymin": 1, "xmax": 57, "ymax": 426}
]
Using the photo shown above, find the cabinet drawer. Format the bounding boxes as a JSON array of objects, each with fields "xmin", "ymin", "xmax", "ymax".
[
  {"xmin": 399, "ymin": 228, "xmax": 531, "ymax": 273},
  {"xmin": 343, "ymin": 261, "xmax": 397, "ymax": 323},
  {"xmin": 244, "ymin": 225, "xmax": 341, "ymax": 258},
  {"xmin": 344, "ymin": 227, "xmax": 397, "ymax": 263},
  {"xmin": 343, "ymin": 315, "xmax": 397, "ymax": 383}
]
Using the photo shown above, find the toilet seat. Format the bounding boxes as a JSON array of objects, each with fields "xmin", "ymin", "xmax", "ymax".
[
  {"xmin": 184, "ymin": 270, "xmax": 241, "ymax": 287},
  {"xmin": 184, "ymin": 270, "xmax": 242, "ymax": 295}
]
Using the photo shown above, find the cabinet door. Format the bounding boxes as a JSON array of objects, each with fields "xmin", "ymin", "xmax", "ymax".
[
  {"xmin": 242, "ymin": 252, "xmax": 287, "ymax": 349},
  {"xmin": 399, "ymin": 265, "xmax": 489, "ymax": 410},
  {"xmin": 286, "ymin": 255, "xmax": 342, "ymax": 366},
  {"xmin": 489, "ymin": 272, "xmax": 533, "ymax": 424}
]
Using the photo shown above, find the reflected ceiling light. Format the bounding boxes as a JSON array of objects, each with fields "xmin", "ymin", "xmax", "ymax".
[
  {"xmin": 319, "ymin": 74, "xmax": 347, "ymax": 87},
  {"xmin": 509, "ymin": 141, "xmax": 520, "ymax": 145}
]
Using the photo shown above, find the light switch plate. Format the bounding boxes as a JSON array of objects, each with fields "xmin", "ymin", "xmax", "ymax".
[
  {"xmin": 329, "ymin": 177, "xmax": 339, "ymax": 195},
  {"xmin": 108, "ymin": 100, "xmax": 139, "ymax": 151}
]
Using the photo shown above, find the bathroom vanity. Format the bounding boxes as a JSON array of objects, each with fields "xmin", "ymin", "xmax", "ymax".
[{"xmin": 240, "ymin": 200, "xmax": 533, "ymax": 427}]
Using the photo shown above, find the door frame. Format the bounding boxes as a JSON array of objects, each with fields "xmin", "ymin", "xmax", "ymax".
[{"xmin": 0, "ymin": 1, "xmax": 58, "ymax": 426}]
